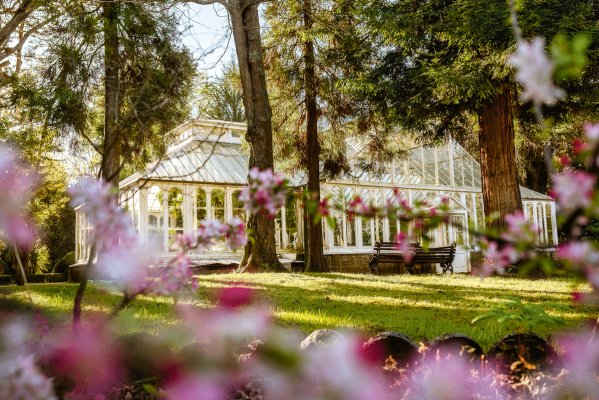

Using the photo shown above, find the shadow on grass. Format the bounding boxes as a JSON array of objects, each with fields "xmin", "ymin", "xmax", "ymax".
[{"xmin": 201, "ymin": 274, "xmax": 598, "ymax": 350}]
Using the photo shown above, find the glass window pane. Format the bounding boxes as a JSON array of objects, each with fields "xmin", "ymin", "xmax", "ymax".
[
  {"xmin": 275, "ymin": 208, "xmax": 283, "ymax": 250},
  {"xmin": 473, "ymin": 162, "xmax": 482, "ymax": 188},
  {"xmin": 168, "ymin": 187, "xmax": 184, "ymax": 249},
  {"xmin": 360, "ymin": 188, "xmax": 371, "ymax": 246},
  {"xmin": 381, "ymin": 162, "xmax": 392, "ymax": 183},
  {"xmin": 409, "ymin": 149, "xmax": 423, "ymax": 185},
  {"xmin": 452, "ymin": 143, "xmax": 464, "ymax": 187},
  {"xmin": 394, "ymin": 159, "xmax": 407, "ymax": 184},
  {"xmin": 147, "ymin": 186, "xmax": 164, "ymax": 252},
  {"xmin": 437, "ymin": 145, "xmax": 451, "ymax": 186},
  {"xmin": 197, "ymin": 188, "xmax": 207, "ymax": 207},
  {"xmin": 332, "ymin": 186, "xmax": 343, "ymax": 246},
  {"xmin": 545, "ymin": 204, "xmax": 552, "ymax": 244},
  {"xmin": 475, "ymin": 194, "xmax": 484, "ymax": 229},
  {"xmin": 411, "ymin": 190, "xmax": 424, "ymax": 205},
  {"xmin": 464, "ymin": 156, "xmax": 474, "ymax": 187},
  {"xmin": 232, "ymin": 190, "xmax": 246, "ymax": 222},
  {"xmin": 374, "ymin": 189, "xmax": 383, "ymax": 243},
  {"xmin": 452, "ymin": 216, "xmax": 465, "ymax": 246},
  {"xmin": 537, "ymin": 204, "xmax": 545, "ymax": 244},
  {"xmin": 196, "ymin": 188, "xmax": 207, "ymax": 228},
  {"xmin": 286, "ymin": 198, "xmax": 297, "ymax": 249},
  {"xmin": 423, "ymin": 147, "xmax": 436, "ymax": 185},
  {"xmin": 344, "ymin": 187, "xmax": 356, "ymax": 246}
]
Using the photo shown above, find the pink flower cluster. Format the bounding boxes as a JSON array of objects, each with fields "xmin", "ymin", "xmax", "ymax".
[
  {"xmin": 0, "ymin": 146, "xmax": 38, "ymax": 249},
  {"xmin": 68, "ymin": 178, "xmax": 138, "ymax": 249},
  {"xmin": 510, "ymin": 38, "xmax": 565, "ymax": 105},
  {"xmin": 557, "ymin": 241, "xmax": 599, "ymax": 293},
  {"xmin": 69, "ymin": 178, "xmax": 198, "ymax": 297},
  {"xmin": 480, "ymin": 211, "xmax": 540, "ymax": 276},
  {"xmin": 144, "ymin": 253, "xmax": 199, "ymax": 296},
  {"xmin": 0, "ymin": 318, "xmax": 56, "ymax": 400},
  {"xmin": 239, "ymin": 167, "xmax": 287, "ymax": 218},
  {"xmin": 171, "ymin": 217, "xmax": 247, "ymax": 253},
  {"xmin": 395, "ymin": 232, "xmax": 416, "ymax": 263},
  {"xmin": 551, "ymin": 169, "xmax": 596, "ymax": 216}
]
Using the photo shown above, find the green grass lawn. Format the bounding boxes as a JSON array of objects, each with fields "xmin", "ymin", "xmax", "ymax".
[{"xmin": 0, "ymin": 273, "xmax": 596, "ymax": 350}]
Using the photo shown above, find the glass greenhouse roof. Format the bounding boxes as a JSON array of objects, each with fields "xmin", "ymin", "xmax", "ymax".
[{"xmin": 119, "ymin": 120, "xmax": 552, "ymax": 202}]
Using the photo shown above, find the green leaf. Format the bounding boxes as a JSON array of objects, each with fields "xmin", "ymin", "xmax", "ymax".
[
  {"xmin": 551, "ymin": 33, "xmax": 590, "ymax": 81},
  {"xmin": 142, "ymin": 384, "xmax": 158, "ymax": 395}
]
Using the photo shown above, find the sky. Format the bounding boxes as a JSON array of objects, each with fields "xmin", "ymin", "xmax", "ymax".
[{"xmin": 178, "ymin": 3, "xmax": 236, "ymax": 76}]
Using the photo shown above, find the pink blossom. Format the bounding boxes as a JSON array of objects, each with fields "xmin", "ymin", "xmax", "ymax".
[
  {"xmin": 557, "ymin": 241, "xmax": 599, "ymax": 269},
  {"xmin": 317, "ymin": 198, "xmax": 330, "ymax": 217},
  {"xmin": 33, "ymin": 310, "xmax": 49, "ymax": 339},
  {"xmin": 500, "ymin": 211, "xmax": 540, "ymax": 243},
  {"xmin": 395, "ymin": 232, "xmax": 415, "ymax": 263},
  {"xmin": 69, "ymin": 178, "xmax": 136, "ymax": 242},
  {"xmin": 239, "ymin": 167, "xmax": 288, "ymax": 218},
  {"xmin": 299, "ymin": 336, "xmax": 391, "ymax": 400},
  {"xmin": 0, "ymin": 319, "xmax": 56, "ymax": 400},
  {"xmin": 0, "ymin": 146, "xmax": 38, "ymax": 249},
  {"xmin": 584, "ymin": 122, "xmax": 599, "ymax": 143},
  {"xmin": 50, "ymin": 325, "xmax": 124, "ymax": 398},
  {"xmin": 144, "ymin": 253, "xmax": 197, "ymax": 296},
  {"xmin": 224, "ymin": 217, "xmax": 247, "ymax": 251},
  {"xmin": 549, "ymin": 334, "xmax": 599, "ymax": 398},
  {"xmin": 510, "ymin": 38, "xmax": 565, "ymax": 105},
  {"xmin": 479, "ymin": 241, "xmax": 519, "ymax": 276},
  {"xmin": 0, "ymin": 354, "xmax": 56, "ymax": 400},
  {"xmin": 551, "ymin": 170, "xmax": 596, "ymax": 215},
  {"xmin": 557, "ymin": 241, "xmax": 599, "ymax": 292},
  {"xmin": 219, "ymin": 286, "xmax": 252, "ymax": 309},
  {"xmin": 164, "ymin": 374, "xmax": 224, "ymax": 400},
  {"xmin": 406, "ymin": 357, "xmax": 505, "ymax": 400}
]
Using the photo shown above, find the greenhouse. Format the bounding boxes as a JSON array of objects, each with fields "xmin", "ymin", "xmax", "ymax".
[{"xmin": 74, "ymin": 119, "xmax": 556, "ymax": 273}]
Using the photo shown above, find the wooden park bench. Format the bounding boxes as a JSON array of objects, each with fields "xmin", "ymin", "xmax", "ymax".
[
  {"xmin": 369, "ymin": 242, "xmax": 456, "ymax": 275},
  {"xmin": 411, "ymin": 244, "xmax": 456, "ymax": 274},
  {"xmin": 369, "ymin": 242, "xmax": 420, "ymax": 275}
]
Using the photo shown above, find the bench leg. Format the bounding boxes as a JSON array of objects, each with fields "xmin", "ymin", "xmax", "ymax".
[
  {"xmin": 369, "ymin": 258, "xmax": 379, "ymax": 275},
  {"xmin": 441, "ymin": 263, "xmax": 454, "ymax": 274}
]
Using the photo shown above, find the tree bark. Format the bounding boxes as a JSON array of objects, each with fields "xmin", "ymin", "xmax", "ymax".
[
  {"xmin": 302, "ymin": 0, "xmax": 327, "ymax": 273},
  {"xmin": 231, "ymin": 1, "xmax": 284, "ymax": 272},
  {"xmin": 102, "ymin": 2, "xmax": 120, "ymax": 186},
  {"xmin": 478, "ymin": 87, "xmax": 522, "ymax": 227}
]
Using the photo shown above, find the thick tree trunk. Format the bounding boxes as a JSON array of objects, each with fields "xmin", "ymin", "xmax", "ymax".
[
  {"xmin": 302, "ymin": 0, "xmax": 327, "ymax": 273},
  {"xmin": 478, "ymin": 87, "xmax": 522, "ymax": 227},
  {"xmin": 232, "ymin": 1, "xmax": 284, "ymax": 272},
  {"xmin": 102, "ymin": 2, "xmax": 120, "ymax": 186}
]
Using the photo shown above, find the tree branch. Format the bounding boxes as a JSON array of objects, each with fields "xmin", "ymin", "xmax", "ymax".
[
  {"xmin": 0, "ymin": 16, "xmax": 53, "ymax": 62},
  {"xmin": 184, "ymin": 0, "xmax": 231, "ymax": 11}
]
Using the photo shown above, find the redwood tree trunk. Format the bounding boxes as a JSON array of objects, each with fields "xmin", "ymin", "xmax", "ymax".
[
  {"xmin": 232, "ymin": 1, "xmax": 285, "ymax": 272},
  {"xmin": 102, "ymin": 2, "xmax": 120, "ymax": 186},
  {"xmin": 302, "ymin": 0, "xmax": 327, "ymax": 272},
  {"xmin": 478, "ymin": 87, "xmax": 522, "ymax": 227}
]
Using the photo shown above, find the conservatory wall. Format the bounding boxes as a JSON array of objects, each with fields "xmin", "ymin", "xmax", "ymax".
[
  {"xmin": 74, "ymin": 183, "xmax": 303, "ymax": 264},
  {"xmin": 73, "ymin": 119, "xmax": 556, "ymax": 273}
]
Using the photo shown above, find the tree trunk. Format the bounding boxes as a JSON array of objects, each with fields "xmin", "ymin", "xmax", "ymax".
[
  {"xmin": 478, "ymin": 87, "xmax": 522, "ymax": 227},
  {"xmin": 102, "ymin": 2, "xmax": 120, "ymax": 186},
  {"xmin": 232, "ymin": 1, "xmax": 284, "ymax": 272},
  {"xmin": 302, "ymin": 0, "xmax": 327, "ymax": 273}
]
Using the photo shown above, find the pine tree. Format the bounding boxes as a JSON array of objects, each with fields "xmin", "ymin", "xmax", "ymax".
[{"xmin": 340, "ymin": 0, "xmax": 599, "ymax": 226}]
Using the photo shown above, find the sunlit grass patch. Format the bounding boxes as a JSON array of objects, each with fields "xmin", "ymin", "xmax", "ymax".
[{"xmin": 0, "ymin": 273, "xmax": 595, "ymax": 350}]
